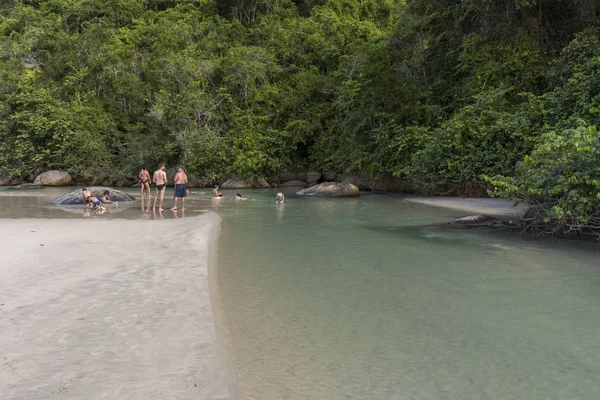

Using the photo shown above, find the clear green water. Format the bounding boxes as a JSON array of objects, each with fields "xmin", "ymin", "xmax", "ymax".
[
  {"xmin": 212, "ymin": 190, "xmax": 600, "ymax": 400},
  {"xmin": 1, "ymin": 187, "xmax": 599, "ymax": 399}
]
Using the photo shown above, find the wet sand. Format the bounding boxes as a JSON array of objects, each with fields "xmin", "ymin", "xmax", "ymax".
[
  {"xmin": 0, "ymin": 214, "xmax": 233, "ymax": 400},
  {"xmin": 405, "ymin": 196, "xmax": 525, "ymax": 217}
]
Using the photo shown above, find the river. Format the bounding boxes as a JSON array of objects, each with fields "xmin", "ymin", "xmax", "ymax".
[{"xmin": 1, "ymin": 187, "xmax": 599, "ymax": 400}]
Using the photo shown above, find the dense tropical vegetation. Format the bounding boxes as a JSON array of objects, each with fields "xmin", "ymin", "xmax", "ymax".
[{"xmin": 1, "ymin": 0, "xmax": 599, "ymax": 235}]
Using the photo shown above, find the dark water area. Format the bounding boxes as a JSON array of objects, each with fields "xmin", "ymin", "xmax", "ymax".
[{"xmin": 1, "ymin": 186, "xmax": 599, "ymax": 400}]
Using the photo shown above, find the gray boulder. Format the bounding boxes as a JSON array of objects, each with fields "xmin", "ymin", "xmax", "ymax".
[
  {"xmin": 220, "ymin": 178, "xmax": 271, "ymax": 189},
  {"xmin": 297, "ymin": 182, "xmax": 360, "ymax": 197},
  {"xmin": 255, "ymin": 178, "xmax": 271, "ymax": 188},
  {"xmin": 306, "ymin": 172, "xmax": 322, "ymax": 184},
  {"xmin": 322, "ymin": 172, "xmax": 336, "ymax": 181},
  {"xmin": 280, "ymin": 180, "xmax": 307, "ymax": 188},
  {"xmin": 278, "ymin": 172, "xmax": 307, "ymax": 182},
  {"xmin": 34, "ymin": 170, "xmax": 72, "ymax": 186},
  {"xmin": 53, "ymin": 187, "xmax": 136, "ymax": 205},
  {"xmin": 449, "ymin": 215, "xmax": 504, "ymax": 228},
  {"xmin": 0, "ymin": 174, "xmax": 11, "ymax": 186},
  {"xmin": 221, "ymin": 179, "xmax": 249, "ymax": 189},
  {"xmin": 6, "ymin": 183, "xmax": 45, "ymax": 190},
  {"xmin": 338, "ymin": 173, "xmax": 372, "ymax": 190}
]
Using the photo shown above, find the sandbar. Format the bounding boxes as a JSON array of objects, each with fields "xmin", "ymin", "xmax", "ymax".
[
  {"xmin": 405, "ymin": 196, "xmax": 525, "ymax": 217},
  {"xmin": 0, "ymin": 214, "xmax": 233, "ymax": 400}
]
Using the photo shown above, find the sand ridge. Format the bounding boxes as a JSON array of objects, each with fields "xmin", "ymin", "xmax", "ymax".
[{"xmin": 0, "ymin": 215, "xmax": 234, "ymax": 400}]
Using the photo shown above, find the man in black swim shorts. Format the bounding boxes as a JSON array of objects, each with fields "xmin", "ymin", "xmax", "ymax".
[
  {"xmin": 152, "ymin": 163, "xmax": 168, "ymax": 211},
  {"xmin": 171, "ymin": 166, "xmax": 188, "ymax": 211}
]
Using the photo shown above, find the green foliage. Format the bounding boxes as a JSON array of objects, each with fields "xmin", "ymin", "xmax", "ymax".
[
  {"xmin": 1, "ymin": 0, "xmax": 600, "ymax": 233},
  {"xmin": 487, "ymin": 124, "xmax": 600, "ymax": 234},
  {"xmin": 408, "ymin": 88, "xmax": 542, "ymax": 183}
]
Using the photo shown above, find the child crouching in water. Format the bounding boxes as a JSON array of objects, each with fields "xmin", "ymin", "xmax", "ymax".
[
  {"xmin": 102, "ymin": 190, "xmax": 118, "ymax": 205},
  {"xmin": 87, "ymin": 194, "xmax": 106, "ymax": 212}
]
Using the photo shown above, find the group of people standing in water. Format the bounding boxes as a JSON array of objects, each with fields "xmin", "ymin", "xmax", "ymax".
[
  {"xmin": 80, "ymin": 164, "xmax": 284, "ymax": 216},
  {"xmin": 139, "ymin": 164, "xmax": 186, "ymax": 211},
  {"xmin": 138, "ymin": 165, "xmax": 286, "ymax": 211}
]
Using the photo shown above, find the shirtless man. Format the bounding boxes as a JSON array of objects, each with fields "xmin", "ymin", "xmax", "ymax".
[
  {"xmin": 152, "ymin": 164, "xmax": 168, "ymax": 210},
  {"xmin": 82, "ymin": 188, "xmax": 92, "ymax": 204},
  {"xmin": 139, "ymin": 167, "xmax": 151, "ymax": 198},
  {"xmin": 171, "ymin": 166, "xmax": 188, "ymax": 211}
]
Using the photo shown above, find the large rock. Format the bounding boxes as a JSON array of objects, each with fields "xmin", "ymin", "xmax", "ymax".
[
  {"xmin": 279, "ymin": 172, "xmax": 307, "ymax": 182},
  {"xmin": 53, "ymin": 187, "xmax": 136, "ymax": 205},
  {"xmin": 34, "ymin": 170, "xmax": 72, "ymax": 186},
  {"xmin": 448, "ymin": 215, "xmax": 504, "ymax": 228},
  {"xmin": 297, "ymin": 182, "xmax": 360, "ymax": 197},
  {"xmin": 280, "ymin": 180, "xmax": 307, "ymax": 188},
  {"xmin": 337, "ymin": 173, "xmax": 372, "ymax": 190},
  {"xmin": 322, "ymin": 172, "xmax": 336, "ymax": 181},
  {"xmin": 220, "ymin": 178, "xmax": 271, "ymax": 189},
  {"xmin": 306, "ymin": 172, "xmax": 322, "ymax": 185},
  {"xmin": 0, "ymin": 174, "xmax": 11, "ymax": 186}
]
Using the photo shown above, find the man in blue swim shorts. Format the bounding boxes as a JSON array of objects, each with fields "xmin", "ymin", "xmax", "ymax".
[{"xmin": 171, "ymin": 165, "xmax": 188, "ymax": 211}]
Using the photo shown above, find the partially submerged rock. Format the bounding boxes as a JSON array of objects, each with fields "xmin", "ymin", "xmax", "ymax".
[
  {"xmin": 53, "ymin": 187, "xmax": 136, "ymax": 205},
  {"xmin": 337, "ymin": 173, "xmax": 372, "ymax": 190},
  {"xmin": 280, "ymin": 180, "xmax": 307, "ymax": 188},
  {"xmin": 297, "ymin": 182, "xmax": 360, "ymax": 197},
  {"xmin": 0, "ymin": 175, "xmax": 11, "ymax": 186},
  {"xmin": 306, "ymin": 172, "xmax": 322, "ymax": 185},
  {"xmin": 220, "ymin": 178, "xmax": 271, "ymax": 189},
  {"xmin": 34, "ymin": 170, "xmax": 72, "ymax": 186},
  {"xmin": 448, "ymin": 215, "xmax": 504, "ymax": 228},
  {"xmin": 6, "ymin": 183, "xmax": 45, "ymax": 190}
]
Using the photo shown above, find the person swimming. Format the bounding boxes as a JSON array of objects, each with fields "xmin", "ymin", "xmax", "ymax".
[
  {"xmin": 235, "ymin": 193, "xmax": 248, "ymax": 200},
  {"xmin": 276, "ymin": 192, "xmax": 285, "ymax": 203}
]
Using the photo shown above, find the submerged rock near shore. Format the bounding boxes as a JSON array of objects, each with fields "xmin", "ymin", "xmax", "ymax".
[
  {"xmin": 220, "ymin": 178, "xmax": 271, "ymax": 189},
  {"xmin": 7, "ymin": 183, "xmax": 45, "ymax": 190},
  {"xmin": 53, "ymin": 187, "xmax": 136, "ymax": 205},
  {"xmin": 297, "ymin": 182, "xmax": 360, "ymax": 197},
  {"xmin": 449, "ymin": 215, "xmax": 504, "ymax": 228}
]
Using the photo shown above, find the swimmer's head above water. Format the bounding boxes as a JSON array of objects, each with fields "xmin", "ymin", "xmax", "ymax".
[{"xmin": 276, "ymin": 192, "xmax": 285, "ymax": 203}]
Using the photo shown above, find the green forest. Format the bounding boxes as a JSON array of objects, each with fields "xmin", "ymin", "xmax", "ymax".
[{"xmin": 1, "ymin": 0, "xmax": 600, "ymax": 234}]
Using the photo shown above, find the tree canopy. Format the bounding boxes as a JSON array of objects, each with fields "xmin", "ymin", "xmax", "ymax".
[{"xmin": 2, "ymin": 0, "xmax": 600, "ymax": 234}]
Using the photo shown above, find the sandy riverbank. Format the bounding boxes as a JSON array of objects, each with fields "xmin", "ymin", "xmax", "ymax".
[
  {"xmin": 405, "ymin": 196, "xmax": 525, "ymax": 218},
  {"xmin": 0, "ymin": 214, "xmax": 233, "ymax": 400}
]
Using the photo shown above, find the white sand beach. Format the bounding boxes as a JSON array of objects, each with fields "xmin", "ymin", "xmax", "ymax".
[
  {"xmin": 405, "ymin": 196, "xmax": 525, "ymax": 217},
  {"xmin": 0, "ymin": 214, "xmax": 233, "ymax": 400}
]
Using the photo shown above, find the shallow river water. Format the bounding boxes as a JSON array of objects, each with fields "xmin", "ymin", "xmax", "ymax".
[{"xmin": 1, "ymin": 187, "xmax": 599, "ymax": 400}]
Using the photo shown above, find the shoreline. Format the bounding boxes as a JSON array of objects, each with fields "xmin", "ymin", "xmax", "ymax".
[
  {"xmin": 404, "ymin": 196, "xmax": 525, "ymax": 218},
  {"xmin": 0, "ymin": 214, "xmax": 235, "ymax": 399}
]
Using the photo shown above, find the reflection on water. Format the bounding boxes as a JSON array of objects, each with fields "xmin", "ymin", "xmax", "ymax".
[{"xmin": 213, "ymin": 191, "xmax": 600, "ymax": 400}]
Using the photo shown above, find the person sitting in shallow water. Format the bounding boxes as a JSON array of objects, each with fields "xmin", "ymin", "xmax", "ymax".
[
  {"xmin": 276, "ymin": 192, "xmax": 285, "ymax": 203},
  {"xmin": 235, "ymin": 193, "xmax": 248, "ymax": 200},
  {"xmin": 212, "ymin": 185, "xmax": 224, "ymax": 199},
  {"xmin": 102, "ymin": 190, "xmax": 118, "ymax": 205}
]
